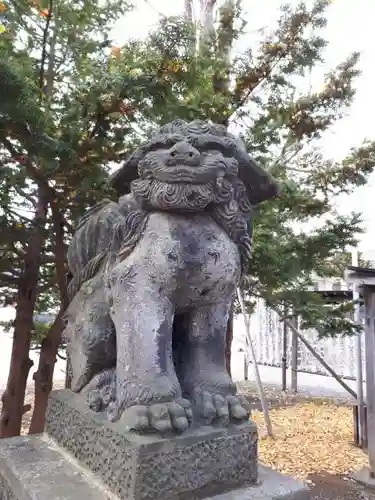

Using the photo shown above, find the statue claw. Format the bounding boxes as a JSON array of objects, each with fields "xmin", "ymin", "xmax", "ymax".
[
  {"xmin": 192, "ymin": 390, "xmax": 251, "ymax": 425},
  {"xmin": 118, "ymin": 400, "xmax": 193, "ymax": 434}
]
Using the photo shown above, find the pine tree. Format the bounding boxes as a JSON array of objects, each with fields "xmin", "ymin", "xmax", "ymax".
[
  {"xmin": 0, "ymin": 0, "xmax": 132, "ymax": 436},
  {"xmin": 104, "ymin": 0, "xmax": 375, "ymax": 335}
]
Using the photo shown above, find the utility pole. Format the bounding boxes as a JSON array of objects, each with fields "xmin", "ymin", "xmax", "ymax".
[
  {"xmin": 237, "ymin": 288, "xmax": 273, "ymax": 437},
  {"xmin": 281, "ymin": 304, "xmax": 288, "ymax": 391},
  {"xmin": 290, "ymin": 315, "xmax": 298, "ymax": 393},
  {"xmin": 352, "ymin": 249, "xmax": 365, "ymax": 447}
]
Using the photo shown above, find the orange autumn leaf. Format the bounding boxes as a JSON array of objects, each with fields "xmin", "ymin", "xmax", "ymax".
[
  {"xmin": 0, "ymin": 2, "xmax": 8, "ymax": 13},
  {"xmin": 14, "ymin": 155, "xmax": 26, "ymax": 164},
  {"xmin": 252, "ymin": 400, "xmax": 368, "ymax": 481},
  {"xmin": 165, "ymin": 60, "xmax": 182, "ymax": 73},
  {"xmin": 119, "ymin": 102, "xmax": 134, "ymax": 116},
  {"xmin": 110, "ymin": 46, "xmax": 121, "ymax": 57}
]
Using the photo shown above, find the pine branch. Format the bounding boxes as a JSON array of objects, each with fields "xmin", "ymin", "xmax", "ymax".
[
  {"xmin": 228, "ymin": 2, "xmax": 329, "ymax": 121},
  {"xmin": 8, "ymin": 0, "xmax": 44, "ymax": 36}
]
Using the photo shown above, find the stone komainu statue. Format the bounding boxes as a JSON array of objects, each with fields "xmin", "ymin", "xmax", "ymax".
[{"xmin": 64, "ymin": 119, "xmax": 279, "ymax": 433}]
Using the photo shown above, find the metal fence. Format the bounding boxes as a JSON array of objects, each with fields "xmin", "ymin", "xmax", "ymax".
[{"xmin": 233, "ymin": 297, "xmax": 365, "ymax": 381}]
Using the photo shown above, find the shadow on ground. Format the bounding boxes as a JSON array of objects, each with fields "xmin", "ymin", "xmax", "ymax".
[
  {"xmin": 237, "ymin": 380, "xmax": 354, "ymax": 411},
  {"xmin": 308, "ymin": 472, "xmax": 375, "ymax": 500}
]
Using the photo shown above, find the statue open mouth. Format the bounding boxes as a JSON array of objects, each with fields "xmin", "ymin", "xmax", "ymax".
[
  {"xmin": 152, "ymin": 164, "xmax": 223, "ymax": 185},
  {"xmin": 130, "ymin": 176, "xmax": 217, "ymax": 213}
]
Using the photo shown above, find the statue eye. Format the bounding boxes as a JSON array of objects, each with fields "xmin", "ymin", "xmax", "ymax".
[
  {"xmin": 143, "ymin": 135, "xmax": 186, "ymax": 153},
  {"xmin": 199, "ymin": 142, "xmax": 230, "ymax": 156},
  {"xmin": 146, "ymin": 142, "xmax": 170, "ymax": 152},
  {"xmin": 202, "ymin": 150, "xmax": 224, "ymax": 158}
]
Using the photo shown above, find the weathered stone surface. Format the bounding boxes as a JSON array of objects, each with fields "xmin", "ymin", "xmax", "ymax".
[
  {"xmin": 63, "ymin": 119, "xmax": 279, "ymax": 433},
  {"xmin": 209, "ymin": 465, "xmax": 311, "ymax": 499},
  {"xmin": 0, "ymin": 435, "xmax": 309, "ymax": 500},
  {"xmin": 0, "ymin": 435, "xmax": 111, "ymax": 500},
  {"xmin": 45, "ymin": 390, "xmax": 258, "ymax": 500},
  {"xmin": 0, "ymin": 474, "xmax": 17, "ymax": 500},
  {"xmin": 352, "ymin": 466, "xmax": 375, "ymax": 489}
]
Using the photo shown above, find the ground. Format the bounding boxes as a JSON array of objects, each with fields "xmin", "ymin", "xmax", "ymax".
[
  {"xmin": 6, "ymin": 380, "xmax": 373, "ymax": 499},
  {"xmin": 239, "ymin": 381, "xmax": 375, "ymax": 500},
  {"xmin": 255, "ymin": 403, "xmax": 372, "ymax": 499}
]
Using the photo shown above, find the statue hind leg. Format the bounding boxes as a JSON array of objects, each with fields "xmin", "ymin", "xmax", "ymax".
[{"xmin": 65, "ymin": 273, "xmax": 116, "ymax": 408}]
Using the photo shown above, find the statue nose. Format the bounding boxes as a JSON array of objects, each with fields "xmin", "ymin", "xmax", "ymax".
[{"xmin": 168, "ymin": 141, "xmax": 200, "ymax": 164}]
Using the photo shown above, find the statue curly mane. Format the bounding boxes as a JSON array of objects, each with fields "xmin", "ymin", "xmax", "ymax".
[
  {"xmin": 67, "ymin": 200, "xmax": 148, "ymax": 301},
  {"xmin": 67, "ymin": 119, "xmax": 279, "ymax": 302}
]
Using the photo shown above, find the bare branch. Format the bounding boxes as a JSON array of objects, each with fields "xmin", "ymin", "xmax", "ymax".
[{"xmin": 184, "ymin": 0, "xmax": 193, "ymax": 22}]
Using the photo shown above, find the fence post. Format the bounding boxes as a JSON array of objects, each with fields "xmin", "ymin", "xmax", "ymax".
[
  {"xmin": 352, "ymin": 250, "xmax": 366, "ymax": 447},
  {"xmin": 364, "ymin": 288, "xmax": 375, "ymax": 476},
  {"xmin": 291, "ymin": 315, "xmax": 298, "ymax": 393},
  {"xmin": 284, "ymin": 316, "xmax": 357, "ymax": 399},
  {"xmin": 281, "ymin": 304, "xmax": 288, "ymax": 391},
  {"xmin": 244, "ymin": 354, "xmax": 249, "ymax": 380}
]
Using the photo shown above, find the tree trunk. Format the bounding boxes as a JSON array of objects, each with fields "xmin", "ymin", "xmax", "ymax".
[
  {"xmin": 199, "ymin": 0, "xmax": 217, "ymax": 52},
  {"xmin": 184, "ymin": 0, "xmax": 194, "ymax": 21},
  {"xmin": 28, "ymin": 311, "xmax": 64, "ymax": 433},
  {"xmin": 0, "ymin": 191, "xmax": 47, "ymax": 438},
  {"xmin": 2, "ymin": 8, "xmax": 58, "ymax": 437},
  {"xmin": 29, "ymin": 203, "xmax": 68, "ymax": 434},
  {"xmin": 225, "ymin": 309, "xmax": 234, "ymax": 377}
]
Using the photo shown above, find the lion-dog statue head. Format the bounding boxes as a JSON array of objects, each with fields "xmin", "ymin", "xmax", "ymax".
[{"xmin": 110, "ymin": 119, "xmax": 279, "ymax": 266}]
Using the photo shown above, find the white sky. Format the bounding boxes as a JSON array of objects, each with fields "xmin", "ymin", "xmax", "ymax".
[{"xmin": 112, "ymin": 0, "xmax": 375, "ymax": 253}]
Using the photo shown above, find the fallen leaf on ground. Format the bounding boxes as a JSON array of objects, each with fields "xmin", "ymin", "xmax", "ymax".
[{"xmin": 252, "ymin": 402, "xmax": 368, "ymax": 480}]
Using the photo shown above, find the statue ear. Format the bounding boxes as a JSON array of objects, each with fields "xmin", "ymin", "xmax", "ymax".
[
  {"xmin": 109, "ymin": 150, "xmax": 141, "ymax": 195},
  {"xmin": 236, "ymin": 149, "xmax": 281, "ymax": 205}
]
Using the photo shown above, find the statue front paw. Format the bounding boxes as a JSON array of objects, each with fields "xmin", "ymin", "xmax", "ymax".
[
  {"xmin": 115, "ymin": 399, "xmax": 193, "ymax": 434},
  {"xmin": 192, "ymin": 389, "xmax": 251, "ymax": 426}
]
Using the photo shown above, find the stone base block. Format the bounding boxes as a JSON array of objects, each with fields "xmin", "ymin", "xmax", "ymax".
[
  {"xmin": 0, "ymin": 435, "xmax": 310, "ymax": 500},
  {"xmin": 352, "ymin": 465, "xmax": 375, "ymax": 489},
  {"xmin": 0, "ymin": 435, "xmax": 111, "ymax": 500},
  {"xmin": 45, "ymin": 390, "xmax": 258, "ymax": 499},
  {"xmin": 209, "ymin": 465, "xmax": 311, "ymax": 499}
]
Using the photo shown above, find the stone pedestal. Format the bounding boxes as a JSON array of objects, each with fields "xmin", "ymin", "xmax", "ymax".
[
  {"xmin": 0, "ymin": 390, "xmax": 311, "ymax": 499},
  {"xmin": 45, "ymin": 390, "xmax": 258, "ymax": 499}
]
